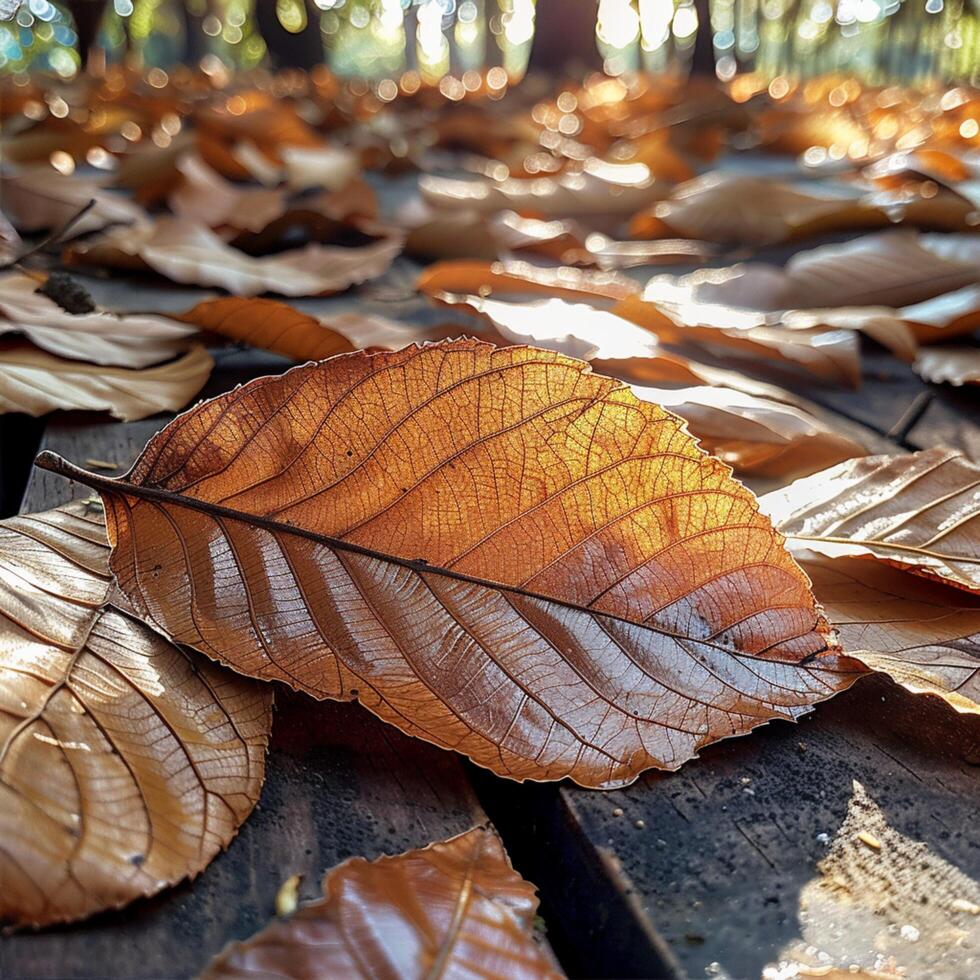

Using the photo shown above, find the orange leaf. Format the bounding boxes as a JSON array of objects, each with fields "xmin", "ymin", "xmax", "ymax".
[
  {"xmin": 39, "ymin": 340, "xmax": 860, "ymax": 789},
  {"xmin": 203, "ymin": 827, "xmax": 562, "ymax": 979},
  {"xmin": 175, "ymin": 297, "xmax": 357, "ymax": 362}
]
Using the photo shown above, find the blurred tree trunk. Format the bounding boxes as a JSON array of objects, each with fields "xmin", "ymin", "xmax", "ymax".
[
  {"xmin": 255, "ymin": 0, "xmax": 324, "ymax": 71},
  {"xmin": 66, "ymin": 0, "xmax": 107, "ymax": 69},
  {"xmin": 690, "ymin": 0, "xmax": 716, "ymax": 76},
  {"xmin": 527, "ymin": 0, "xmax": 602, "ymax": 75}
]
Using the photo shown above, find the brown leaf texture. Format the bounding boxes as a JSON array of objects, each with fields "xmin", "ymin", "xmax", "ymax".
[
  {"xmin": 0, "ymin": 342, "xmax": 213, "ymax": 421},
  {"xmin": 0, "ymin": 503, "xmax": 272, "ymax": 927},
  {"xmin": 914, "ymin": 346, "xmax": 980, "ymax": 386},
  {"xmin": 174, "ymin": 297, "xmax": 356, "ymax": 362},
  {"xmin": 38, "ymin": 340, "xmax": 859, "ymax": 789},
  {"xmin": 761, "ymin": 449, "xmax": 980, "ymax": 595},
  {"xmin": 203, "ymin": 826, "xmax": 562, "ymax": 980},
  {"xmin": 801, "ymin": 554, "xmax": 980, "ymax": 714}
]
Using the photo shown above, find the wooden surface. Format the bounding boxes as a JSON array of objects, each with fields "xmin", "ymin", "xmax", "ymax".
[{"xmin": 1, "ymin": 220, "xmax": 978, "ymax": 978}]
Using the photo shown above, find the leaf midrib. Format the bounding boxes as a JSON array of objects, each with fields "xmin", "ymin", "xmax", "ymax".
[{"xmin": 36, "ymin": 451, "xmax": 838, "ymax": 668}]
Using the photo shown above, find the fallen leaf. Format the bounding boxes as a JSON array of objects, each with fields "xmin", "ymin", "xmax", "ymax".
[
  {"xmin": 636, "ymin": 385, "xmax": 869, "ymax": 479},
  {"xmin": 0, "ymin": 271, "xmax": 197, "ymax": 367},
  {"xmin": 39, "ymin": 340, "xmax": 859, "ymax": 789},
  {"xmin": 174, "ymin": 297, "xmax": 356, "ymax": 362},
  {"xmin": 1, "ymin": 169, "xmax": 147, "ymax": 238},
  {"xmin": 801, "ymin": 554, "xmax": 980, "ymax": 714},
  {"xmin": 614, "ymin": 294, "xmax": 862, "ymax": 388},
  {"xmin": 202, "ymin": 827, "xmax": 562, "ymax": 979},
  {"xmin": 628, "ymin": 173, "xmax": 890, "ymax": 244},
  {"xmin": 168, "ymin": 154, "xmax": 287, "ymax": 233},
  {"xmin": 914, "ymin": 346, "xmax": 980, "ymax": 386},
  {"xmin": 280, "ymin": 145, "xmax": 361, "ymax": 192},
  {"xmin": 65, "ymin": 217, "xmax": 403, "ymax": 298},
  {"xmin": 678, "ymin": 231, "xmax": 980, "ymax": 311},
  {"xmin": 763, "ymin": 781, "xmax": 980, "ymax": 980},
  {"xmin": 0, "ymin": 502, "xmax": 272, "ymax": 927},
  {"xmin": 760, "ymin": 449, "xmax": 980, "ymax": 594},
  {"xmin": 418, "ymin": 259, "xmax": 641, "ymax": 304},
  {"xmin": 418, "ymin": 165, "xmax": 668, "ymax": 229},
  {"xmin": 0, "ymin": 342, "xmax": 213, "ymax": 420}
]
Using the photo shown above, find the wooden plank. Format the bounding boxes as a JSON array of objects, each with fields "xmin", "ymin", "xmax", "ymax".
[
  {"xmin": 1, "ymin": 363, "xmax": 490, "ymax": 979},
  {"xmin": 485, "ymin": 676, "xmax": 980, "ymax": 979},
  {"xmin": 906, "ymin": 383, "xmax": 980, "ymax": 460}
]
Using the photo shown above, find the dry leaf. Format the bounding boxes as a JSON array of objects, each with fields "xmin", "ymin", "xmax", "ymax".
[
  {"xmin": 0, "ymin": 169, "xmax": 148, "ymax": 238},
  {"xmin": 203, "ymin": 827, "xmax": 562, "ymax": 980},
  {"xmin": 0, "ymin": 271, "xmax": 197, "ymax": 368},
  {"xmin": 39, "ymin": 340, "xmax": 859, "ymax": 789},
  {"xmin": 761, "ymin": 449, "xmax": 980, "ymax": 594},
  {"xmin": 802, "ymin": 554, "xmax": 980, "ymax": 714},
  {"xmin": 418, "ymin": 165, "xmax": 667, "ymax": 228},
  {"xmin": 418, "ymin": 259, "xmax": 641, "ymax": 304},
  {"xmin": 681, "ymin": 231, "xmax": 980, "ymax": 311},
  {"xmin": 914, "ymin": 346, "xmax": 980, "ymax": 386},
  {"xmin": 174, "ymin": 297, "xmax": 356, "ymax": 362},
  {"xmin": 628, "ymin": 173, "xmax": 890, "ymax": 244},
  {"xmin": 65, "ymin": 217, "xmax": 403, "ymax": 298},
  {"xmin": 614, "ymin": 294, "xmax": 862, "ymax": 388},
  {"xmin": 0, "ymin": 342, "xmax": 213, "ymax": 420},
  {"xmin": 638, "ymin": 385, "xmax": 869, "ymax": 479},
  {"xmin": 168, "ymin": 154, "xmax": 287, "ymax": 233},
  {"xmin": 0, "ymin": 502, "xmax": 271, "ymax": 927},
  {"xmin": 900, "ymin": 285, "xmax": 980, "ymax": 344},
  {"xmin": 763, "ymin": 781, "xmax": 980, "ymax": 980}
]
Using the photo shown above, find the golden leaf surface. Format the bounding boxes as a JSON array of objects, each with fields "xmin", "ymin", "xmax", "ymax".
[
  {"xmin": 175, "ymin": 297, "xmax": 356, "ymax": 362},
  {"xmin": 802, "ymin": 554, "xmax": 980, "ymax": 714},
  {"xmin": 761, "ymin": 449, "xmax": 980, "ymax": 595},
  {"xmin": 203, "ymin": 827, "xmax": 563, "ymax": 980},
  {"xmin": 39, "ymin": 340, "xmax": 859, "ymax": 789},
  {"xmin": 0, "ymin": 503, "xmax": 272, "ymax": 927}
]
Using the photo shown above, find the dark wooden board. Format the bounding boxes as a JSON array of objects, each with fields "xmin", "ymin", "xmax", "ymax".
[{"xmin": 0, "ymin": 365, "xmax": 490, "ymax": 979}]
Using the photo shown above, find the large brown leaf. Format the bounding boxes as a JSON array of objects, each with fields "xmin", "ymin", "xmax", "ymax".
[
  {"xmin": 0, "ymin": 503, "xmax": 272, "ymax": 927},
  {"xmin": 174, "ymin": 297, "xmax": 356, "ymax": 362},
  {"xmin": 203, "ymin": 826, "xmax": 562, "ymax": 979},
  {"xmin": 38, "ymin": 341, "xmax": 859, "ymax": 789},
  {"xmin": 0, "ymin": 271, "xmax": 197, "ymax": 368},
  {"xmin": 761, "ymin": 449, "xmax": 980, "ymax": 595},
  {"xmin": 802, "ymin": 554, "xmax": 980, "ymax": 715},
  {"xmin": 65, "ymin": 217, "xmax": 403, "ymax": 298},
  {"xmin": 0, "ymin": 342, "xmax": 213, "ymax": 420}
]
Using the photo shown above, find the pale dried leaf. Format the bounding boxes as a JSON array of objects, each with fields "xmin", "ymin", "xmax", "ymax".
[
  {"xmin": 914, "ymin": 346, "xmax": 980, "ymax": 386},
  {"xmin": 0, "ymin": 272, "xmax": 196, "ymax": 367},
  {"xmin": 802, "ymin": 554, "xmax": 980, "ymax": 714},
  {"xmin": 0, "ymin": 503, "xmax": 271, "ymax": 927},
  {"xmin": 761, "ymin": 449, "xmax": 980, "ymax": 594},
  {"xmin": 0, "ymin": 342, "xmax": 213, "ymax": 420}
]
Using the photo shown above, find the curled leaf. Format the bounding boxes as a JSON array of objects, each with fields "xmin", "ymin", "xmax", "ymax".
[
  {"xmin": 174, "ymin": 297, "xmax": 356, "ymax": 362},
  {"xmin": 65, "ymin": 217, "xmax": 403, "ymax": 298},
  {"xmin": 39, "ymin": 340, "xmax": 858, "ymax": 789},
  {"xmin": 761, "ymin": 449, "xmax": 980, "ymax": 594},
  {"xmin": 914, "ymin": 346, "xmax": 980, "ymax": 387},
  {"xmin": 0, "ymin": 342, "xmax": 213, "ymax": 420},
  {"xmin": 0, "ymin": 271, "xmax": 197, "ymax": 368},
  {"xmin": 0, "ymin": 503, "xmax": 272, "ymax": 927},
  {"xmin": 203, "ymin": 827, "xmax": 562, "ymax": 979},
  {"xmin": 802, "ymin": 554, "xmax": 980, "ymax": 714}
]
